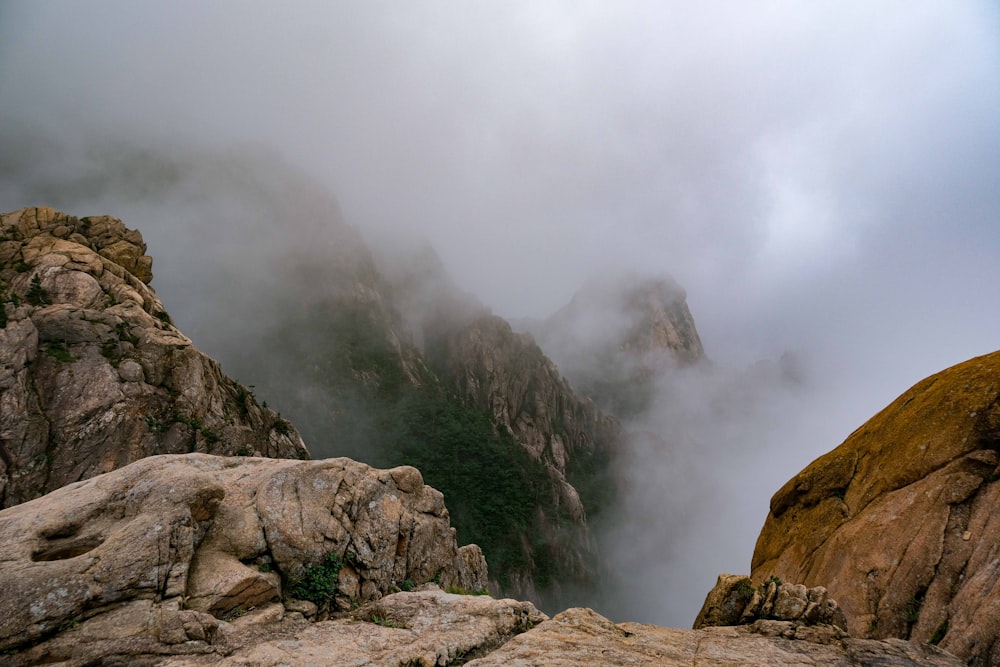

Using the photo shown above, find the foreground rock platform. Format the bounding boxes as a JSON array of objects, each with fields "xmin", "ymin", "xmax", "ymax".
[
  {"xmin": 466, "ymin": 607, "xmax": 962, "ymax": 667},
  {"xmin": 0, "ymin": 453, "xmax": 487, "ymax": 664},
  {"xmin": 0, "ymin": 452, "xmax": 963, "ymax": 666}
]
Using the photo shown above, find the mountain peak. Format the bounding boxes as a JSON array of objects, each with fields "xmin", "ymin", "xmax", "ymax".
[{"xmin": 527, "ymin": 272, "xmax": 704, "ymax": 418}]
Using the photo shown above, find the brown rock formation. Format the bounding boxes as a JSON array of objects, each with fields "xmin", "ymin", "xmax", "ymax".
[
  {"xmin": 0, "ymin": 207, "xmax": 307, "ymax": 507},
  {"xmin": 693, "ymin": 574, "xmax": 847, "ymax": 631},
  {"xmin": 752, "ymin": 350, "xmax": 1000, "ymax": 665},
  {"xmin": 0, "ymin": 452, "xmax": 488, "ymax": 664}
]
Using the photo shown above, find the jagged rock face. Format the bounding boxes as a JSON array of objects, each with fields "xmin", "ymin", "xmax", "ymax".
[
  {"xmin": 694, "ymin": 574, "xmax": 848, "ymax": 631},
  {"xmin": 528, "ymin": 275, "xmax": 704, "ymax": 418},
  {"xmin": 752, "ymin": 350, "xmax": 1000, "ymax": 665},
  {"xmin": 0, "ymin": 452, "xmax": 488, "ymax": 663},
  {"xmin": 433, "ymin": 313, "xmax": 619, "ymax": 487},
  {"xmin": 0, "ymin": 207, "xmax": 307, "ymax": 507},
  {"xmin": 428, "ymin": 312, "xmax": 622, "ymax": 600}
]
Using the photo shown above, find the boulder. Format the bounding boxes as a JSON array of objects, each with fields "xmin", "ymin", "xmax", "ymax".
[
  {"xmin": 752, "ymin": 349, "xmax": 1000, "ymax": 665},
  {"xmin": 0, "ymin": 453, "xmax": 488, "ymax": 664},
  {"xmin": 693, "ymin": 574, "xmax": 847, "ymax": 631}
]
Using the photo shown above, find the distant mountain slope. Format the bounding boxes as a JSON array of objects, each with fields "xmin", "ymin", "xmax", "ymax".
[
  {"xmin": 525, "ymin": 275, "xmax": 705, "ymax": 418},
  {"xmin": 424, "ymin": 311, "xmax": 622, "ymax": 601},
  {"xmin": 0, "ymin": 207, "xmax": 308, "ymax": 507},
  {"xmin": 222, "ymin": 230, "xmax": 623, "ymax": 605}
]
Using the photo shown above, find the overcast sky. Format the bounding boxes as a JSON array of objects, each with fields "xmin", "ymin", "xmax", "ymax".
[{"xmin": 3, "ymin": 0, "xmax": 1000, "ymax": 623}]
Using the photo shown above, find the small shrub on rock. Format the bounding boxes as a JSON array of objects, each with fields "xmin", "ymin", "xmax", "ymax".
[{"xmin": 289, "ymin": 552, "xmax": 342, "ymax": 606}]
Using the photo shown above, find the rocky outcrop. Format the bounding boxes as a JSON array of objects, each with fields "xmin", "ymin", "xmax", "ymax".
[
  {"xmin": 159, "ymin": 589, "xmax": 544, "ymax": 667},
  {"xmin": 694, "ymin": 574, "xmax": 847, "ymax": 631},
  {"xmin": 752, "ymin": 350, "xmax": 1000, "ymax": 665},
  {"xmin": 0, "ymin": 207, "xmax": 307, "ymax": 507},
  {"xmin": 0, "ymin": 452, "xmax": 488, "ymax": 664},
  {"xmin": 549, "ymin": 275, "xmax": 704, "ymax": 362}
]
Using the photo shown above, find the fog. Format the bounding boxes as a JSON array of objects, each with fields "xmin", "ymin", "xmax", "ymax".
[{"xmin": 2, "ymin": 1, "xmax": 999, "ymax": 626}]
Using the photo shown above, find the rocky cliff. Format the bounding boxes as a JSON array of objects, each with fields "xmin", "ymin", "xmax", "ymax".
[
  {"xmin": 0, "ymin": 452, "xmax": 487, "ymax": 664},
  {"xmin": 426, "ymin": 311, "xmax": 622, "ymax": 601},
  {"xmin": 752, "ymin": 349, "xmax": 1000, "ymax": 665},
  {"xmin": 0, "ymin": 207, "xmax": 308, "ymax": 508}
]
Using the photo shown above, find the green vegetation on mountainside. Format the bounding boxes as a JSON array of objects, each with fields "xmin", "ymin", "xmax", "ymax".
[
  {"xmin": 376, "ymin": 390, "xmax": 556, "ymax": 588},
  {"xmin": 240, "ymin": 298, "xmax": 562, "ymax": 590}
]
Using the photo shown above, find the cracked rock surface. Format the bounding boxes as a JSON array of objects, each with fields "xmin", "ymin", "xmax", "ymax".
[
  {"xmin": 752, "ymin": 350, "xmax": 1000, "ymax": 665},
  {"xmin": 0, "ymin": 453, "xmax": 488, "ymax": 665},
  {"xmin": 693, "ymin": 574, "xmax": 848, "ymax": 631},
  {"xmin": 0, "ymin": 207, "xmax": 308, "ymax": 508},
  {"xmin": 464, "ymin": 606, "xmax": 961, "ymax": 667}
]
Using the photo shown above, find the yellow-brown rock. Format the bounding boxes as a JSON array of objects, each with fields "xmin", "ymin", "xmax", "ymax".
[{"xmin": 752, "ymin": 350, "xmax": 1000, "ymax": 665}]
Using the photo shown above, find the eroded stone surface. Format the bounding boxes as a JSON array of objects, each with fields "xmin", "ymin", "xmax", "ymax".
[
  {"xmin": 155, "ymin": 589, "xmax": 545, "ymax": 667},
  {"xmin": 0, "ymin": 207, "xmax": 308, "ymax": 507},
  {"xmin": 752, "ymin": 349, "xmax": 1000, "ymax": 665},
  {"xmin": 693, "ymin": 573, "xmax": 848, "ymax": 632},
  {"xmin": 464, "ymin": 607, "xmax": 962, "ymax": 667},
  {"xmin": 0, "ymin": 453, "xmax": 487, "ymax": 664}
]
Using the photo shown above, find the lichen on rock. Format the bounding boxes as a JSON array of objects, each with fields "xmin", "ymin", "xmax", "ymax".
[
  {"xmin": 752, "ymin": 350, "xmax": 1000, "ymax": 665},
  {"xmin": 693, "ymin": 574, "xmax": 848, "ymax": 633}
]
